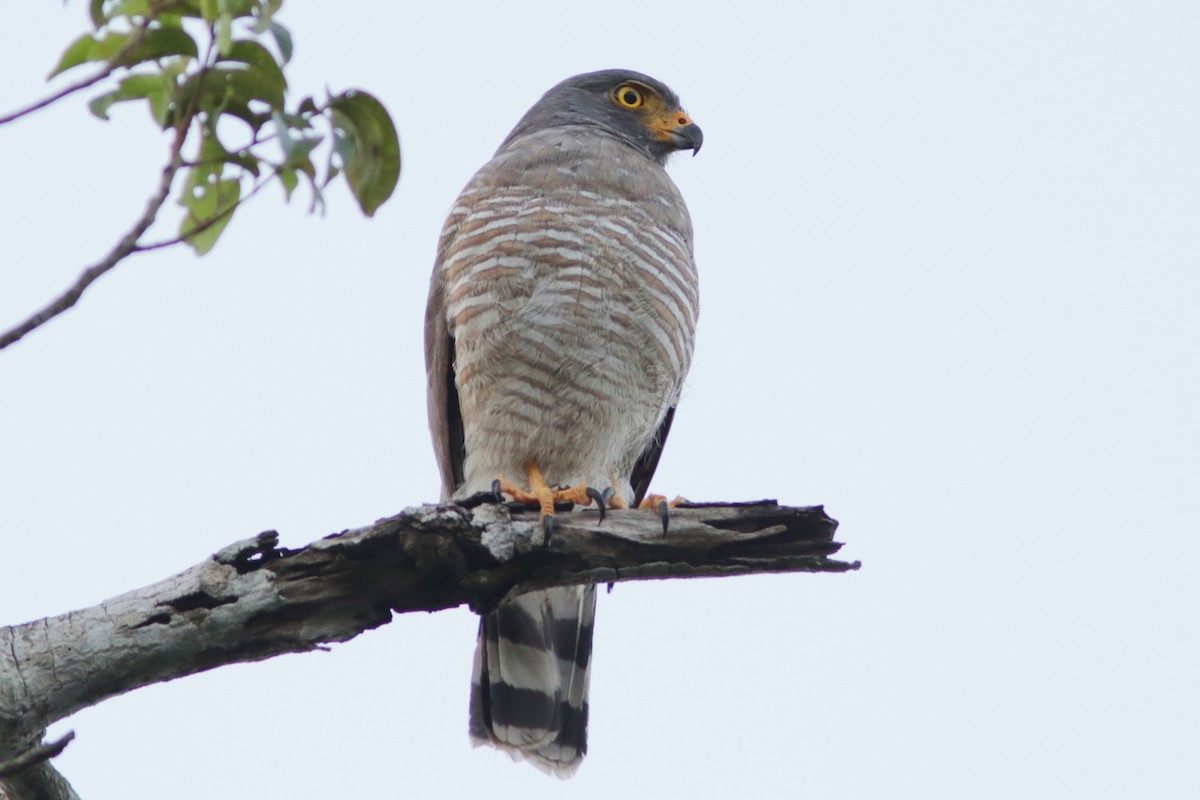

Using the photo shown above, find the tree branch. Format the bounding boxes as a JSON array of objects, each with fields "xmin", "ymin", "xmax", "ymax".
[
  {"xmin": 0, "ymin": 110, "xmax": 189, "ymax": 351},
  {"xmin": 0, "ymin": 499, "xmax": 853, "ymax": 773},
  {"xmin": 0, "ymin": 761, "xmax": 81, "ymax": 800},
  {"xmin": 132, "ymin": 172, "xmax": 272, "ymax": 253},
  {"xmin": 0, "ymin": 65, "xmax": 118, "ymax": 126},
  {"xmin": 0, "ymin": 731, "xmax": 74, "ymax": 780},
  {"xmin": 0, "ymin": 22, "xmax": 219, "ymax": 353},
  {"xmin": 0, "ymin": 732, "xmax": 79, "ymax": 800},
  {"xmin": 0, "ymin": 25, "xmax": 148, "ymax": 128}
]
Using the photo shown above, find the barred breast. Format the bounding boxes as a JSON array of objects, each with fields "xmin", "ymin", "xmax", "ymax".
[{"xmin": 434, "ymin": 127, "xmax": 699, "ymax": 500}]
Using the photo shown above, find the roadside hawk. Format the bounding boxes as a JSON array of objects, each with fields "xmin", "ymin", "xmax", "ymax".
[{"xmin": 425, "ymin": 69, "xmax": 702, "ymax": 775}]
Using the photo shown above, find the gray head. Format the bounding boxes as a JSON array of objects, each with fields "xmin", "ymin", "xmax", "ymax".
[{"xmin": 499, "ymin": 69, "xmax": 703, "ymax": 164}]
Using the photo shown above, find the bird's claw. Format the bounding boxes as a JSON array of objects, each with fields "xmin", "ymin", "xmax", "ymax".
[
  {"xmin": 543, "ymin": 514, "xmax": 556, "ymax": 545},
  {"xmin": 638, "ymin": 493, "xmax": 682, "ymax": 536},
  {"xmin": 585, "ymin": 487, "xmax": 606, "ymax": 523},
  {"xmin": 585, "ymin": 486, "xmax": 616, "ymax": 525}
]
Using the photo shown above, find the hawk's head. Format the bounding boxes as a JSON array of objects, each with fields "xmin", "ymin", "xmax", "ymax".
[{"xmin": 501, "ymin": 69, "xmax": 703, "ymax": 164}]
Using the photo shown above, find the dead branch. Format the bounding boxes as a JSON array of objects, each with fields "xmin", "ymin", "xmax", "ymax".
[{"xmin": 0, "ymin": 499, "xmax": 853, "ymax": 797}]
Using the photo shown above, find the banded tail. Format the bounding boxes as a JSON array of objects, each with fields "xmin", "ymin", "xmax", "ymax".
[{"xmin": 468, "ymin": 585, "xmax": 597, "ymax": 776}]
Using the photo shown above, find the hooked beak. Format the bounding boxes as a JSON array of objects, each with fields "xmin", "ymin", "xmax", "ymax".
[
  {"xmin": 664, "ymin": 122, "xmax": 704, "ymax": 156},
  {"xmin": 650, "ymin": 108, "xmax": 704, "ymax": 157}
]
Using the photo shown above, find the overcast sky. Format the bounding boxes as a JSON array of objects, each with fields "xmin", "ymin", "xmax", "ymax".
[{"xmin": 3, "ymin": 2, "xmax": 1198, "ymax": 798}]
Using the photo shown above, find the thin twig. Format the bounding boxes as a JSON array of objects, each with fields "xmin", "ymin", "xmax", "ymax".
[
  {"xmin": 0, "ymin": 115, "xmax": 189, "ymax": 351},
  {"xmin": 0, "ymin": 67, "xmax": 117, "ymax": 126},
  {"xmin": 133, "ymin": 173, "xmax": 272, "ymax": 253},
  {"xmin": 0, "ymin": 25, "xmax": 149, "ymax": 127},
  {"xmin": 0, "ymin": 30, "xmax": 221, "ymax": 352}
]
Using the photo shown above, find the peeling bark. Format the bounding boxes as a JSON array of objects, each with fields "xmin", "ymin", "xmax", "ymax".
[{"xmin": 0, "ymin": 499, "xmax": 854, "ymax": 798}]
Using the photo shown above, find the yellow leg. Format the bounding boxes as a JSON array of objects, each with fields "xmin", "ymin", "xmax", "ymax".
[
  {"xmin": 494, "ymin": 461, "xmax": 595, "ymax": 520},
  {"xmin": 607, "ymin": 471, "xmax": 630, "ymax": 509}
]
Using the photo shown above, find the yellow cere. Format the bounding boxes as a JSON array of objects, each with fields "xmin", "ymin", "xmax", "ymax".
[{"xmin": 610, "ymin": 80, "xmax": 694, "ymax": 141}]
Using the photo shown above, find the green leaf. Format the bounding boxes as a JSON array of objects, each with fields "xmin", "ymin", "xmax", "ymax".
[
  {"xmin": 125, "ymin": 73, "xmax": 168, "ymax": 125},
  {"xmin": 50, "ymin": 27, "xmax": 196, "ymax": 79},
  {"xmin": 90, "ymin": 0, "xmax": 107, "ymax": 28},
  {"xmin": 157, "ymin": 2, "xmax": 206, "ymax": 26},
  {"xmin": 327, "ymin": 123, "xmax": 352, "ymax": 187},
  {"xmin": 87, "ymin": 72, "xmax": 167, "ymax": 122},
  {"xmin": 209, "ymin": 63, "xmax": 286, "ymax": 110},
  {"xmin": 306, "ymin": 174, "xmax": 326, "ymax": 215},
  {"xmin": 88, "ymin": 91, "xmax": 120, "ymax": 121},
  {"xmin": 180, "ymin": 165, "xmax": 242, "ymax": 255},
  {"xmin": 219, "ymin": 40, "xmax": 287, "ymax": 95},
  {"xmin": 228, "ymin": 150, "xmax": 263, "ymax": 176},
  {"xmin": 179, "ymin": 75, "xmax": 254, "ymax": 129},
  {"xmin": 116, "ymin": 27, "xmax": 199, "ymax": 68},
  {"xmin": 49, "ymin": 31, "xmax": 129, "ymax": 78},
  {"xmin": 177, "ymin": 63, "xmax": 285, "ymax": 131},
  {"xmin": 147, "ymin": 91, "xmax": 172, "ymax": 127},
  {"xmin": 329, "ymin": 90, "xmax": 401, "ymax": 217},
  {"xmin": 277, "ymin": 165, "xmax": 299, "ymax": 201},
  {"xmin": 109, "ymin": 0, "xmax": 151, "ymax": 19},
  {"xmin": 195, "ymin": 125, "xmax": 262, "ymax": 175},
  {"xmin": 268, "ymin": 22, "xmax": 293, "ymax": 65},
  {"xmin": 272, "ymin": 109, "xmax": 321, "ymax": 169},
  {"xmin": 323, "ymin": 151, "xmax": 340, "ymax": 188},
  {"xmin": 51, "ymin": 34, "xmax": 98, "ymax": 78}
]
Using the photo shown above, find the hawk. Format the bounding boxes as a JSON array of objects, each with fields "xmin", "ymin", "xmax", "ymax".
[{"xmin": 425, "ymin": 69, "xmax": 702, "ymax": 775}]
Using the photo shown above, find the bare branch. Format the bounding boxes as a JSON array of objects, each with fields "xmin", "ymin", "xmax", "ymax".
[
  {"xmin": 0, "ymin": 499, "xmax": 853, "ymax": 765},
  {"xmin": 0, "ymin": 119, "xmax": 188, "ymax": 350},
  {"xmin": 0, "ymin": 65, "xmax": 119, "ymax": 126},
  {"xmin": 0, "ymin": 24, "xmax": 224, "ymax": 352},
  {"xmin": 0, "ymin": 25, "xmax": 148, "ymax": 127},
  {"xmin": 132, "ymin": 173, "xmax": 272, "ymax": 253}
]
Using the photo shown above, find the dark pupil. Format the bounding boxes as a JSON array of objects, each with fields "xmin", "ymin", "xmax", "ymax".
[{"xmin": 622, "ymin": 90, "xmax": 638, "ymax": 105}]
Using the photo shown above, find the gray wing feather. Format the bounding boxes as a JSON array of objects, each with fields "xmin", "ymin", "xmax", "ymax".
[
  {"xmin": 424, "ymin": 270, "xmax": 464, "ymax": 499},
  {"xmin": 630, "ymin": 405, "xmax": 675, "ymax": 507}
]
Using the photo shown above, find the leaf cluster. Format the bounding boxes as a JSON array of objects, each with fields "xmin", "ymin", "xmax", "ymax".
[{"xmin": 55, "ymin": 0, "xmax": 400, "ymax": 254}]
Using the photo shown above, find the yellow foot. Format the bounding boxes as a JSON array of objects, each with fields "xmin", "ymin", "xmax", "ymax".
[
  {"xmin": 493, "ymin": 462, "xmax": 602, "ymax": 538},
  {"xmin": 606, "ymin": 471, "xmax": 632, "ymax": 510},
  {"xmin": 637, "ymin": 494, "xmax": 689, "ymax": 535}
]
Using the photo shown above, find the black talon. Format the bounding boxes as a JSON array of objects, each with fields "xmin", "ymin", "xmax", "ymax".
[
  {"xmin": 585, "ymin": 487, "xmax": 608, "ymax": 525},
  {"xmin": 458, "ymin": 490, "xmax": 501, "ymax": 508},
  {"xmin": 491, "ymin": 479, "xmax": 503, "ymax": 503},
  {"xmin": 657, "ymin": 499, "xmax": 669, "ymax": 536},
  {"xmin": 543, "ymin": 514, "xmax": 556, "ymax": 545}
]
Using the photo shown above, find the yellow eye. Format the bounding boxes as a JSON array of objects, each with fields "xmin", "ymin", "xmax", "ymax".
[{"xmin": 614, "ymin": 84, "xmax": 644, "ymax": 109}]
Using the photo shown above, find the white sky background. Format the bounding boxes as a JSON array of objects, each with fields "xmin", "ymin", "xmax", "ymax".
[{"xmin": 2, "ymin": 2, "xmax": 1198, "ymax": 797}]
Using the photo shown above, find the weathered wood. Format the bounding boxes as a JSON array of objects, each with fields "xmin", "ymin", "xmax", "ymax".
[
  {"xmin": 0, "ymin": 761, "xmax": 80, "ymax": 800},
  {"xmin": 0, "ymin": 732, "xmax": 75, "ymax": 780},
  {"xmin": 0, "ymin": 500, "xmax": 853, "ymax": 796}
]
